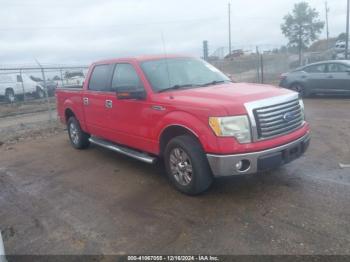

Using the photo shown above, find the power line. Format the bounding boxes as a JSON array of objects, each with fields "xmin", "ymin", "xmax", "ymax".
[{"xmin": 0, "ymin": 17, "xmax": 222, "ymax": 31}]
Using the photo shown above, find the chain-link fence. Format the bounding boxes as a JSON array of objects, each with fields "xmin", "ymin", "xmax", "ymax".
[
  {"xmin": 210, "ymin": 53, "xmax": 295, "ymax": 86},
  {"xmin": 0, "ymin": 65, "xmax": 88, "ymax": 143},
  {"xmin": 0, "ymin": 66, "xmax": 88, "ymax": 110},
  {"xmin": 210, "ymin": 48, "xmax": 335, "ymax": 86}
]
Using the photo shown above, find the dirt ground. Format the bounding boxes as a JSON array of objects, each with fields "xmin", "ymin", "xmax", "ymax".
[{"xmin": 0, "ymin": 97, "xmax": 350, "ymax": 255}]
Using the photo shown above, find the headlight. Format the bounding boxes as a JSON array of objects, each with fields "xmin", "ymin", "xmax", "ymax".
[{"xmin": 209, "ymin": 115, "xmax": 251, "ymax": 143}]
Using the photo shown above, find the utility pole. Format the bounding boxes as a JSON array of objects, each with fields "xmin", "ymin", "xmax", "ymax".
[
  {"xmin": 228, "ymin": 2, "xmax": 232, "ymax": 56},
  {"xmin": 203, "ymin": 40, "xmax": 209, "ymax": 61},
  {"xmin": 260, "ymin": 54, "xmax": 264, "ymax": 84},
  {"xmin": 325, "ymin": 1, "xmax": 330, "ymax": 49},
  {"xmin": 35, "ymin": 58, "xmax": 53, "ymax": 124},
  {"xmin": 256, "ymin": 46, "xmax": 260, "ymax": 83},
  {"xmin": 346, "ymin": 0, "xmax": 349, "ymax": 59}
]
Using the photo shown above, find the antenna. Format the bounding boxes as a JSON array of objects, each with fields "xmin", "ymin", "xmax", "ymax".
[
  {"xmin": 228, "ymin": 2, "xmax": 232, "ymax": 56},
  {"xmin": 161, "ymin": 32, "xmax": 171, "ymax": 88}
]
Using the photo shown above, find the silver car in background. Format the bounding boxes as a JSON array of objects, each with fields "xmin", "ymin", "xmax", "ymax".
[{"xmin": 279, "ymin": 60, "xmax": 350, "ymax": 97}]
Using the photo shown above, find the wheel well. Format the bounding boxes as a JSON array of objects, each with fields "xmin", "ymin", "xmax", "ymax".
[
  {"xmin": 159, "ymin": 125, "xmax": 200, "ymax": 156},
  {"xmin": 5, "ymin": 88, "xmax": 14, "ymax": 94},
  {"xmin": 290, "ymin": 82, "xmax": 304, "ymax": 88},
  {"xmin": 65, "ymin": 108, "xmax": 75, "ymax": 123}
]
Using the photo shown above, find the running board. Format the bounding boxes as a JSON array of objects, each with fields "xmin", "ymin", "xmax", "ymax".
[{"xmin": 89, "ymin": 137, "xmax": 156, "ymax": 164}]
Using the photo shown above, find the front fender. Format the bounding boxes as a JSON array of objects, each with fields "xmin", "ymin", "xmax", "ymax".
[{"xmin": 154, "ymin": 111, "xmax": 218, "ymax": 153}]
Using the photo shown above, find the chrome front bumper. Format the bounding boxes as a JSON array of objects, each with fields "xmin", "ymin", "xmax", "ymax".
[{"xmin": 207, "ymin": 132, "xmax": 310, "ymax": 177}]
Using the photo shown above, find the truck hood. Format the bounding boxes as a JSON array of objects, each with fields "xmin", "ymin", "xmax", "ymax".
[{"xmin": 155, "ymin": 82, "xmax": 295, "ymax": 115}]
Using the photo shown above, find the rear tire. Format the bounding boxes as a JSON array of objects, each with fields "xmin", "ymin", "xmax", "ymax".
[
  {"xmin": 67, "ymin": 117, "xmax": 90, "ymax": 149},
  {"xmin": 5, "ymin": 89, "xmax": 16, "ymax": 103},
  {"xmin": 164, "ymin": 135, "xmax": 213, "ymax": 195}
]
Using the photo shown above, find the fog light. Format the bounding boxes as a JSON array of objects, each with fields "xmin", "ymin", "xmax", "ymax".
[
  {"xmin": 235, "ymin": 161, "xmax": 243, "ymax": 170},
  {"xmin": 235, "ymin": 159, "xmax": 251, "ymax": 172}
]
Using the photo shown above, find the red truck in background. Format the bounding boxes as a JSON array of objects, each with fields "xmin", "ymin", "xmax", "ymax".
[{"xmin": 56, "ymin": 55, "xmax": 310, "ymax": 195}]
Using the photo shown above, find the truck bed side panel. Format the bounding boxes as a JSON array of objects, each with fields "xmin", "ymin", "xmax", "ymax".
[{"xmin": 56, "ymin": 88, "xmax": 87, "ymax": 131}]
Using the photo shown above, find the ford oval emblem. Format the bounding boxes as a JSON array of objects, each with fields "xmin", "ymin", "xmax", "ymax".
[{"xmin": 283, "ymin": 112, "xmax": 294, "ymax": 122}]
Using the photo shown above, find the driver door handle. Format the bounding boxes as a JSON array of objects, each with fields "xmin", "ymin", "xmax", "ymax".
[
  {"xmin": 105, "ymin": 100, "xmax": 113, "ymax": 108},
  {"xmin": 83, "ymin": 97, "xmax": 89, "ymax": 105}
]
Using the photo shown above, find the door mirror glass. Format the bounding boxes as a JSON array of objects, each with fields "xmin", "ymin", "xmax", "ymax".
[{"xmin": 112, "ymin": 63, "xmax": 146, "ymax": 100}]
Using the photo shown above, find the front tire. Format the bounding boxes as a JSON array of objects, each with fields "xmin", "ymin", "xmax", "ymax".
[
  {"xmin": 67, "ymin": 117, "xmax": 90, "ymax": 149},
  {"xmin": 164, "ymin": 135, "xmax": 213, "ymax": 195}
]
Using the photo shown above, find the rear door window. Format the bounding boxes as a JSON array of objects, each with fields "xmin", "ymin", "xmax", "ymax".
[{"xmin": 88, "ymin": 64, "xmax": 112, "ymax": 91}]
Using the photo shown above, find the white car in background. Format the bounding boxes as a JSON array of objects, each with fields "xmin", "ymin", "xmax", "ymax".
[
  {"xmin": 0, "ymin": 73, "xmax": 45, "ymax": 102},
  {"xmin": 333, "ymin": 40, "xmax": 350, "ymax": 60},
  {"xmin": 334, "ymin": 40, "xmax": 346, "ymax": 53},
  {"xmin": 63, "ymin": 71, "xmax": 85, "ymax": 87}
]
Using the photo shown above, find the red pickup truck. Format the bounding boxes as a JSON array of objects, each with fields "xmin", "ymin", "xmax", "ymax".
[{"xmin": 56, "ymin": 55, "xmax": 310, "ymax": 195}]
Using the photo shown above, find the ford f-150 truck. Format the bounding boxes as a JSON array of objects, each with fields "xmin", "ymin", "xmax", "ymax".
[{"xmin": 56, "ymin": 55, "xmax": 310, "ymax": 195}]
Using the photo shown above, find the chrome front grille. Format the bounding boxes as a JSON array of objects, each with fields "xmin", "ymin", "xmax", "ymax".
[{"xmin": 253, "ymin": 98, "xmax": 304, "ymax": 139}]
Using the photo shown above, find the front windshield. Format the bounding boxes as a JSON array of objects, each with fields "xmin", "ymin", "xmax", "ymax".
[{"xmin": 141, "ymin": 58, "xmax": 230, "ymax": 92}]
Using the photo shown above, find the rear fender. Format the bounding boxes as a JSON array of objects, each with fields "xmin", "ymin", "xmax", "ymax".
[{"xmin": 63, "ymin": 99, "xmax": 88, "ymax": 132}]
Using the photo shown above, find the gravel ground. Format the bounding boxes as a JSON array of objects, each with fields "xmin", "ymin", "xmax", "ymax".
[
  {"xmin": 0, "ymin": 97, "xmax": 349, "ymax": 255},
  {"xmin": 0, "ymin": 97, "xmax": 56, "ymax": 118}
]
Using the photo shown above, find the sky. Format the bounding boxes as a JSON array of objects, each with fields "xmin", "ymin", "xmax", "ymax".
[{"xmin": 0, "ymin": 0, "xmax": 348, "ymax": 66}]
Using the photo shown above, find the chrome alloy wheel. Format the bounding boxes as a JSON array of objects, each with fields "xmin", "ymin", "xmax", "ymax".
[
  {"xmin": 169, "ymin": 147, "xmax": 193, "ymax": 186},
  {"xmin": 69, "ymin": 122, "xmax": 79, "ymax": 145}
]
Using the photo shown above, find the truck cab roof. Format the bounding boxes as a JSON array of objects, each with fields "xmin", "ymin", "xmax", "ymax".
[{"xmin": 94, "ymin": 54, "xmax": 191, "ymax": 65}]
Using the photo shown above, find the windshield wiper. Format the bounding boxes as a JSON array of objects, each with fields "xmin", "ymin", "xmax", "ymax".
[
  {"xmin": 158, "ymin": 84, "xmax": 198, "ymax": 93},
  {"xmin": 200, "ymin": 80, "xmax": 228, "ymax": 87}
]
